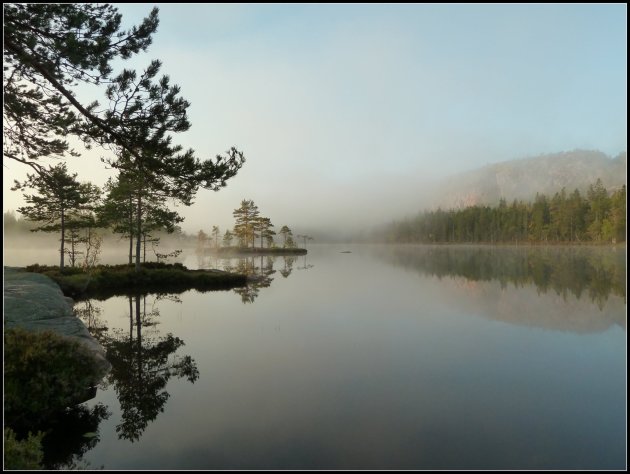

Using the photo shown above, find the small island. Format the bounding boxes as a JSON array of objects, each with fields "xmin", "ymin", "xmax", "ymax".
[{"xmin": 195, "ymin": 199, "xmax": 313, "ymax": 256}]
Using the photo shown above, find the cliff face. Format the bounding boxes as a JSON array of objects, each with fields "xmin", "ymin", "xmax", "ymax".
[{"xmin": 430, "ymin": 150, "xmax": 627, "ymax": 209}]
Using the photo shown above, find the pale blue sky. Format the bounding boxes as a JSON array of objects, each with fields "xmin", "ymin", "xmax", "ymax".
[{"xmin": 4, "ymin": 3, "xmax": 627, "ymax": 233}]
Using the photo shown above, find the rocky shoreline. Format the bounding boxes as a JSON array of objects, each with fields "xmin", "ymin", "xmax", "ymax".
[{"xmin": 4, "ymin": 267, "xmax": 111, "ymax": 381}]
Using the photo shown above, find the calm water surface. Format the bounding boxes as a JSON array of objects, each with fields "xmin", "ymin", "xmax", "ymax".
[{"xmin": 31, "ymin": 245, "xmax": 628, "ymax": 469}]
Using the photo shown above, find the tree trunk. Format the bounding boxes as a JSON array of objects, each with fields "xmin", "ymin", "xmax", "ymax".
[
  {"xmin": 135, "ymin": 295, "xmax": 142, "ymax": 382},
  {"xmin": 70, "ymin": 230, "xmax": 75, "ymax": 267},
  {"xmin": 129, "ymin": 296, "xmax": 133, "ymax": 340},
  {"xmin": 129, "ymin": 196, "xmax": 133, "ymax": 265},
  {"xmin": 135, "ymin": 194, "xmax": 142, "ymax": 272},
  {"xmin": 60, "ymin": 207, "xmax": 65, "ymax": 270}
]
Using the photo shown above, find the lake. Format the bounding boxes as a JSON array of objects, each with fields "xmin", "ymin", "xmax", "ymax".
[{"xmin": 15, "ymin": 244, "xmax": 628, "ymax": 469}]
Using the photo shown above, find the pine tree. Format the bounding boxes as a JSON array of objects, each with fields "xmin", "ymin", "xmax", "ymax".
[
  {"xmin": 233, "ymin": 200, "xmax": 259, "ymax": 248},
  {"xmin": 279, "ymin": 225, "xmax": 293, "ymax": 248},
  {"xmin": 254, "ymin": 217, "xmax": 274, "ymax": 249},
  {"xmin": 296, "ymin": 234, "xmax": 313, "ymax": 249},
  {"xmin": 12, "ymin": 163, "xmax": 92, "ymax": 269},
  {"xmin": 211, "ymin": 226, "xmax": 221, "ymax": 248},
  {"xmin": 101, "ymin": 61, "xmax": 245, "ymax": 270},
  {"xmin": 586, "ymin": 178, "xmax": 611, "ymax": 241},
  {"xmin": 222, "ymin": 229, "xmax": 234, "ymax": 247},
  {"xmin": 4, "ymin": 4, "xmax": 160, "ymax": 171}
]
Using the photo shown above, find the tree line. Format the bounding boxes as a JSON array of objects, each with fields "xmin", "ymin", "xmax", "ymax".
[
  {"xmin": 197, "ymin": 199, "xmax": 313, "ymax": 250},
  {"xmin": 383, "ymin": 179, "xmax": 626, "ymax": 244},
  {"xmin": 11, "ymin": 162, "xmax": 197, "ymax": 270}
]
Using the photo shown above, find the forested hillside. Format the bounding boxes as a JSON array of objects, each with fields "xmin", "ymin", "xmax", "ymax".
[
  {"xmin": 429, "ymin": 150, "xmax": 626, "ymax": 209},
  {"xmin": 383, "ymin": 179, "xmax": 626, "ymax": 244}
]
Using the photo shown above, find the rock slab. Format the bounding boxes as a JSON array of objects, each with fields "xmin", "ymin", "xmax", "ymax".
[{"xmin": 4, "ymin": 267, "xmax": 111, "ymax": 380}]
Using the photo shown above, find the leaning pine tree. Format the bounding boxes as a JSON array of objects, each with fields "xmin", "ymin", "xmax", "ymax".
[{"xmin": 4, "ymin": 4, "xmax": 161, "ymax": 173}]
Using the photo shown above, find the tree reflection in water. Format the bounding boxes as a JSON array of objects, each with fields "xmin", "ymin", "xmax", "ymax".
[
  {"xmin": 196, "ymin": 254, "xmax": 312, "ymax": 303},
  {"xmin": 76, "ymin": 294, "xmax": 199, "ymax": 444},
  {"xmin": 105, "ymin": 294, "xmax": 199, "ymax": 441},
  {"xmin": 279, "ymin": 256, "xmax": 297, "ymax": 278},
  {"xmin": 40, "ymin": 403, "xmax": 110, "ymax": 469},
  {"xmin": 223, "ymin": 254, "xmax": 312, "ymax": 304},
  {"xmin": 226, "ymin": 255, "xmax": 275, "ymax": 304},
  {"xmin": 296, "ymin": 254, "xmax": 313, "ymax": 271}
]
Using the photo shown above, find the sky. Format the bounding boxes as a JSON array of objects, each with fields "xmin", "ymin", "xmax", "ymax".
[{"xmin": 3, "ymin": 3, "xmax": 627, "ymax": 235}]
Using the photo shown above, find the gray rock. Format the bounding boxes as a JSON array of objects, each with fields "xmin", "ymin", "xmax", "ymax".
[{"xmin": 4, "ymin": 267, "xmax": 111, "ymax": 381}]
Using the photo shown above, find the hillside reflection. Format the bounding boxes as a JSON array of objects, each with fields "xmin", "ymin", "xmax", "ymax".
[
  {"xmin": 376, "ymin": 245, "xmax": 625, "ymax": 304},
  {"xmin": 374, "ymin": 245, "xmax": 626, "ymax": 333}
]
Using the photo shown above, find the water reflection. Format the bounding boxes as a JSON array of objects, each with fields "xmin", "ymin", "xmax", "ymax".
[
  {"xmin": 69, "ymin": 246, "xmax": 624, "ymax": 469},
  {"xmin": 75, "ymin": 294, "xmax": 199, "ymax": 446},
  {"xmin": 376, "ymin": 245, "xmax": 626, "ymax": 306},
  {"xmin": 105, "ymin": 294, "xmax": 199, "ymax": 441},
  {"xmin": 279, "ymin": 256, "xmax": 297, "ymax": 278},
  {"xmin": 7, "ymin": 301, "xmax": 112, "ymax": 470},
  {"xmin": 296, "ymin": 253, "xmax": 314, "ymax": 271},
  {"xmin": 373, "ymin": 245, "xmax": 626, "ymax": 333},
  {"xmin": 40, "ymin": 403, "xmax": 110, "ymax": 470},
  {"xmin": 195, "ymin": 254, "xmax": 313, "ymax": 304}
]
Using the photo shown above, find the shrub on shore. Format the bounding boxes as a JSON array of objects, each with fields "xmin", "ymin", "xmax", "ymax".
[{"xmin": 4, "ymin": 328, "xmax": 104, "ymax": 428}]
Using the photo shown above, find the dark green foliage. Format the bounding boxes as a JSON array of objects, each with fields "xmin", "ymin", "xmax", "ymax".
[
  {"xmin": 100, "ymin": 61, "xmax": 245, "ymax": 271},
  {"xmin": 4, "ymin": 328, "xmax": 105, "ymax": 429},
  {"xmin": 4, "ymin": 428, "xmax": 44, "ymax": 470},
  {"xmin": 383, "ymin": 180, "xmax": 626, "ymax": 244},
  {"xmin": 4, "ymin": 4, "xmax": 159, "ymax": 170},
  {"xmin": 5, "ymin": 4, "xmax": 246, "ymax": 270},
  {"xmin": 25, "ymin": 262, "xmax": 248, "ymax": 300},
  {"xmin": 12, "ymin": 163, "xmax": 95, "ymax": 269}
]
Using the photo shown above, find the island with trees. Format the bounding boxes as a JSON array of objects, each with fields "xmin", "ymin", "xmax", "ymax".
[{"xmin": 195, "ymin": 199, "xmax": 310, "ymax": 256}]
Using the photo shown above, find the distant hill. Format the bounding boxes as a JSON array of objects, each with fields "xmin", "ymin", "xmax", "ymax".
[{"xmin": 429, "ymin": 150, "xmax": 627, "ymax": 209}]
